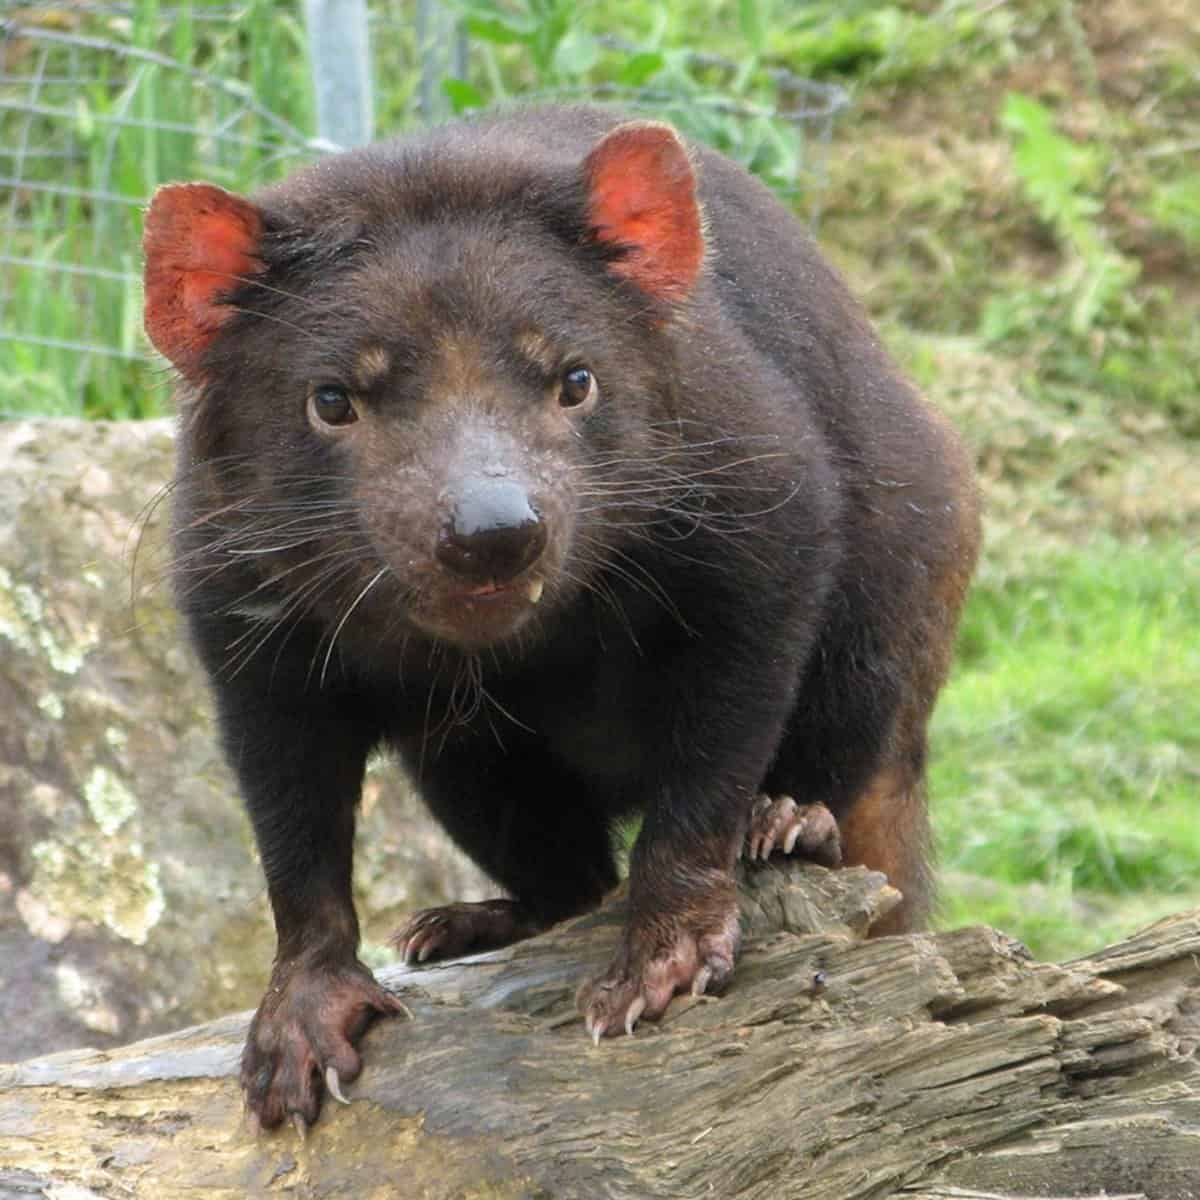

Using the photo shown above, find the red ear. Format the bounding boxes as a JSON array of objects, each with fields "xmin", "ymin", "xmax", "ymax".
[
  {"xmin": 143, "ymin": 183, "xmax": 264, "ymax": 380},
  {"xmin": 583, "ymin": 122, "xmax": 704, "ymax": 303}
]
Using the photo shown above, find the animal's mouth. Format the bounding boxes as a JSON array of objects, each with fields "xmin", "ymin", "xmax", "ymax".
[
  {"xmin": 456, "ymin": 577, "xmax": 545, "ymax": 604},
  {"xmin": 411, "ymin": 572, "xmax": 545, "ymax": 647}
]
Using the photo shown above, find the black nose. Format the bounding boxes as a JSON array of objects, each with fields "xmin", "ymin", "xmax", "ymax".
[{"xmin": 436, "ymin": 479, "xmax": 547, "ymax": 584}]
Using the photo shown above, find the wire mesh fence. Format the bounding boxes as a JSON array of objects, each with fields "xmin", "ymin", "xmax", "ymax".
[
  {"xmin": 0, "ymin": 4, "xmax": 322, "ymax": 416},
  {"xmin": 0, "ymin": 2, "xmax": 847, "ymax": 419}
]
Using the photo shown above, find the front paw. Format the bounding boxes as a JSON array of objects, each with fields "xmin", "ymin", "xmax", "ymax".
[
  {"xmin": 241, "ymin": 958, "xmax": 408, "ymax": 1131},
  {"xmin": 577, "ymin": 897, "xmax": 740, "ymax": 1041}
]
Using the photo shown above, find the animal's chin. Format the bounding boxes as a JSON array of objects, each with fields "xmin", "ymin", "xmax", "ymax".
[{"xmin": 409, "ymin": 575, "xmax": 546, "ymax": 649}]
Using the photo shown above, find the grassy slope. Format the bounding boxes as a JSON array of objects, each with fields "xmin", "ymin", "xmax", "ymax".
[
  {"xmin": 788, "ymin": 0, "xmax": 1200, "ymax": 956},
  {"xmin": 934, "ymin": 539, "xmax": 1198, "ymax": 957}
]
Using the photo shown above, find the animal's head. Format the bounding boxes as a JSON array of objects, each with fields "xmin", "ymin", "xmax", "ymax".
[{"xmin": 145, "ymin": 118, "xmax": 707, "ymax": 653}]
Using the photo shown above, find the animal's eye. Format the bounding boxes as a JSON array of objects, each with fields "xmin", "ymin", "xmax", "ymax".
[
  {"xmin": 559, "ymin": 366, "xmax": 596, "ymax": 409},
  {"xmin": 309, "ymin": 385, "xmax": 357, "ymax": 428}
]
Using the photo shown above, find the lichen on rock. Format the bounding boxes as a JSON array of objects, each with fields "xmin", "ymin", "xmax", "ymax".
[
  {"xmin": 84, "ymin": 766, "xmax": 138, "ymax": 837},
  {"xmin": 0, "ymin": 565, "xmax": 99, "ymax": 675},
  {"xmin": 30, "ymin": 834, "xmax": 165, "ymax": 946},
  {"xmin": 0, "ymin": 419, "xmax": 489, "ymax": 1063}
]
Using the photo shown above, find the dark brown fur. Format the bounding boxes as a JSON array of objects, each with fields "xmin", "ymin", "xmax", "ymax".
[{"xmin": 145, "ymin": 106, "xmax": 980, "ymax": 1128}]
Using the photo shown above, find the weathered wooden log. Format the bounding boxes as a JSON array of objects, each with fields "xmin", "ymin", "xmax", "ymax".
[{"xmin": 2, "ymin": 861, "xmax": 1198, "ymax": 1200}]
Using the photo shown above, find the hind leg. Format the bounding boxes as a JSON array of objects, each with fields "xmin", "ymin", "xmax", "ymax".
[
  {"xmin": 761, "ymin": 557, "xmax": 974, "ymax": 932},
  {"xmin": 835, "ymin": 762, "xmax": 932, "ymax": 934},
  {"xmin": 762, "ymin": 741, "xmax": 933, "ymax": 934},
  {"xmin": 761, "ymin": 633, "xmax": 940, "ymax": 935},
  {"xmin": 393, "ymin": 898, "xmax": 543, "ymax": 964},
  {"xmin": 749, "ymin": 766, "xmax": 931, "ymax": 934},
  {"xmin": 744, "ymin": 793, "xmax": 842, "ymax": 867}
]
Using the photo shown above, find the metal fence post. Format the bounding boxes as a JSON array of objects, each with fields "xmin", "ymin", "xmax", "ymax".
[
  {"xmin": 416, "ymin": 0, "xmax": 468, "ymax": 122},
  {"xmin": 304, "ymin": 0, "xmax": 373, "ymax": 149}
]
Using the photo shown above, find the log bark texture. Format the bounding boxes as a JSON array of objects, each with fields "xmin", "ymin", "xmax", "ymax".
[{"xmin": 2, "ymin": 862, "xmax": 1198, "ymax": 1200}]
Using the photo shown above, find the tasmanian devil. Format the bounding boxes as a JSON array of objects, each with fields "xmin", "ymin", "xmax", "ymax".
[{"xmin": 142, "ymin": 105, "xmax": 980, "ymax": 1130}]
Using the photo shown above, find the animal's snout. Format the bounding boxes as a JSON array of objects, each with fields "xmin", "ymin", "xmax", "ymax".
[{"xmin": 436, "ymin": 478, "xmax": 547, "ymax": 584}]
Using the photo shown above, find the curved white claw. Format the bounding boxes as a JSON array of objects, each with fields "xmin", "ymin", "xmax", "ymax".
[
  {"xmin": 292, "ymin": 1112, "xmax": 309, "ymax": 1141},
  {"xmin": 325, "ymin": 1065, "xmax": 351, "ymax": 1105},
  {"xmin": 692, "ymin": 965, "xmax": 713, "ymax": 997},
  {"xmin": 624, "ymin": 995, "xmax": 646, "ymax": 1036},
  {"xmin": 783, "ymin": 822, "xmax": 803, "ymax": 855}
]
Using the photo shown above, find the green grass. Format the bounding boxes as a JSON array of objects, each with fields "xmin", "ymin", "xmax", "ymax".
[
  {"xmin": 932, "ymin": 536, "xmax": 1200, "ymax": 958},
  {"xmin": 0, "ymin": 0, "xmax": 315, "ymax": 418}
]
